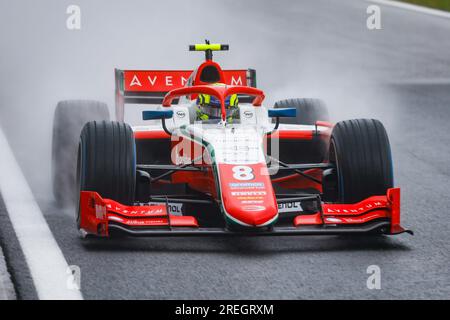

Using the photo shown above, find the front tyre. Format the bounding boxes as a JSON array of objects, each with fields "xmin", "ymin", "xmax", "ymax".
[
  {"xmin": 76, "ymin": 121, "xmax": 136, "ymax": 227},
  {"xmin": 325, "ymin": 119, "xmax": 393, "ymax": 204}
]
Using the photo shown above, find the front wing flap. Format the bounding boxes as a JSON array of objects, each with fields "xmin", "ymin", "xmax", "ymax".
[
  {"xmin": 78, "ymin": 191, "xmax": 199, "ymax": 237},
  {"xmin": 294, "ymin": 188, "xmax": 412, "ymax": 235}
]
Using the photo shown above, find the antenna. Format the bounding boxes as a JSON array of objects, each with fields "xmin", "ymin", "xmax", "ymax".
[{"xmin": 189, "ymin": 40, "xmax": 229, "ymax": 61}]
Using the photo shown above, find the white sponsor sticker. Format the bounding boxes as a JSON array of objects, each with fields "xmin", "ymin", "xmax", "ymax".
[
  {"xmin": 242, "ymin": 205, "xmax": 266, "ymax": 212},
  {"xmin": 278, "ymin": 202, "xmax": 303, "ymax": 213},
  {"xmin": 148, "ymin": 202, "xmax": 183, "ymax": 216},
  {"xmin": 229, "ymin": 182, "xmax": 265, "ymax": 188},
  {"xmin": 325, "ymin": 217, "xmax": 342, "ymax": 223}
]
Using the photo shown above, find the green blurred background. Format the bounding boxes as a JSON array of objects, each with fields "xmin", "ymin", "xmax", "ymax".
[{"xmin": 400, "ymin": 0, "xmax": 450, "ymax": 11}]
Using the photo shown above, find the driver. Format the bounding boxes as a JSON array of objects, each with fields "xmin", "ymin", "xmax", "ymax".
[{"xmin": 196, "ymin": 83, "xmax": 239, "ymax": 122}]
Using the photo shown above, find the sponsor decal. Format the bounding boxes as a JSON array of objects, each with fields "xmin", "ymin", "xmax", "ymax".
[
  {"xmin": 237, "ymin": 196, "xmax": 264, "ymax": 200},
  {"xmin": 125, "ymin": 71, "xmax": 188, "ymax": 91},
  {"xmin": 123, "ymin": 70, "xmax": 247, "ymax": 92},
  {"xmin": 148, "ymin": 202, "xmax": 183, "ymax": 216},
  {"xmin": 325, "ymin": 217, "xmax": 343, "ymax": 223},
  {"xmin": 229, "ymin": 182, "xmax": 265, "ymax": 189},
  {"xmin": 278, "ymin": 202, "xmax": 303, "ymax": 213},
  {"xmin": 231, "ymin": 191, "xmax": 267, "ymax": 196},
  {"xmin": 243, "ymin": 205, "xmax": 266, "ymax": 212},
  {"xmin": 243, "ymin": 110, "xmax": 253, "ymax": 118},
  {"xmin": 176, "ymin": 110, "xmax": 186, "ymax": 118},
  {"xmin": 242, "ymin": 200, "xmax": 264, "ymax": 204},
  {"xmin": 108, "ymin": 216, "xmax": 167, "ymax": 226},
  {"xmin": 125, "ymin": 219, "xmax": 166, "ymax": 226},
  {"xmin": 325, "ymin": 201, "xmax": 385, "ymax": 214},
  {"xmin": 106, "ymin": 203, "xmax": 165, "ymax": 216}
]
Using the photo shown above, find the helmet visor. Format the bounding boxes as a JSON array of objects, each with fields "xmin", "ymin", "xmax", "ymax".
[{"xmin": 199, "ymin": 106, "xmax": 239, "ymax": 120}]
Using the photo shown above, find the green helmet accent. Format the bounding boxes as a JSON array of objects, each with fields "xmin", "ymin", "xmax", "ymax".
[
  {"xmin": 196, "ymin": 83, "xmax": 239, "ymax": 122},
  {"xmin": 228, "ymin": 93, "xmax": 238, "ymax": 107},
  {"xmin": 197, "ymin": 83, "xmax": 238, "ymax": 108},
  {"xmin": 197, "ymin": 93, "xmax": 239, "ymax": 108},
  {"xmin": 198, "ymin": 94, "xmax": 211, "ymax": 106}
]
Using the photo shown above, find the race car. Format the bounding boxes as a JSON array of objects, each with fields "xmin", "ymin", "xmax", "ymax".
[{"xmin": 51, "ymin": 41, "xmax": 412, "ymax": 237}]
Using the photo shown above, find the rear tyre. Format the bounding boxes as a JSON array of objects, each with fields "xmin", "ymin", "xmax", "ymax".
[
  {"xmin": 76, "ymin": 121, "xmax": 136, "ymax": 227},
  {"xmin": 52, "ymin": 100, "xmax": 109, "ymax": 206},
  {"xmin": 325, "ymin": 119, "xmax": 393, "ymax": 204},
  {"xmin": 271, "ymin": 98, "xmax": 330, "ymax": 164},
  {"xmin": 274, "ymin": 98, "xmax": 329, "ymax": 125}
]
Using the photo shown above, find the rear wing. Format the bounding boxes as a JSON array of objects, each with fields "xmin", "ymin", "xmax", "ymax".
[{"xmin": 115, "ymin": 68, "xmax": 257, "ymax": 122}]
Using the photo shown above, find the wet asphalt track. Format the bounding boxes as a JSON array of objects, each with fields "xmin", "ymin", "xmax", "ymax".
[{"xmin": 0, "ymin": 0, "xmax": 449, "ymax": 299}]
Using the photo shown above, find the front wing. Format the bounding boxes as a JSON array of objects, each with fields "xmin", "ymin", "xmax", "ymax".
[{"xmin": 78, "ymin": 188, "xmax": 412, "ymax": 237}]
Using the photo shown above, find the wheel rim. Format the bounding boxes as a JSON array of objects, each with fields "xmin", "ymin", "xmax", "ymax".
[{"xmin": 329, "ymin": 138, "xmax": 344, "ymax": 203}]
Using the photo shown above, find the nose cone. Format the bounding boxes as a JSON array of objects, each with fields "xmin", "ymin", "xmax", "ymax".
[
  {"xmin": 218, "ymin": 163, "xmax": 279, "ymax": 228},
  {"xmin": 224, "ymin": 203, "xmax": 279, "ymax": 227}
]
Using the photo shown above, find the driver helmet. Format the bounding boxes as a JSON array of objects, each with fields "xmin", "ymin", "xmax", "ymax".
[{"xmin": 196, "ymin": 83, "xmax": 239, "ymax": 121}]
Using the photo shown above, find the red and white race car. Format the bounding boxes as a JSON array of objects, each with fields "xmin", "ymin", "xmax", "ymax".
[{"xmin": 51, "ymin": 42, "xmax": 412, "ymax": 237}]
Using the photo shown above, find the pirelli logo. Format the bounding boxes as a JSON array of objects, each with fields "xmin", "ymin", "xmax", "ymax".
[{"xmin": 231, "ymin": 191, "xmax": 267, "ymax": 196}]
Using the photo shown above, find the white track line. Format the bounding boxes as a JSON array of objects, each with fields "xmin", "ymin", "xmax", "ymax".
[
  {"xmin": 0, "ymin": 245, "xmax": 16, "ymax": 300},
  {"xmin": 366, "ymin": 0, "xmax": 450, "ymax": 19},
  {"xmin": 0, "ymin": 127, "xmax": 83, "ymax": 300}
]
